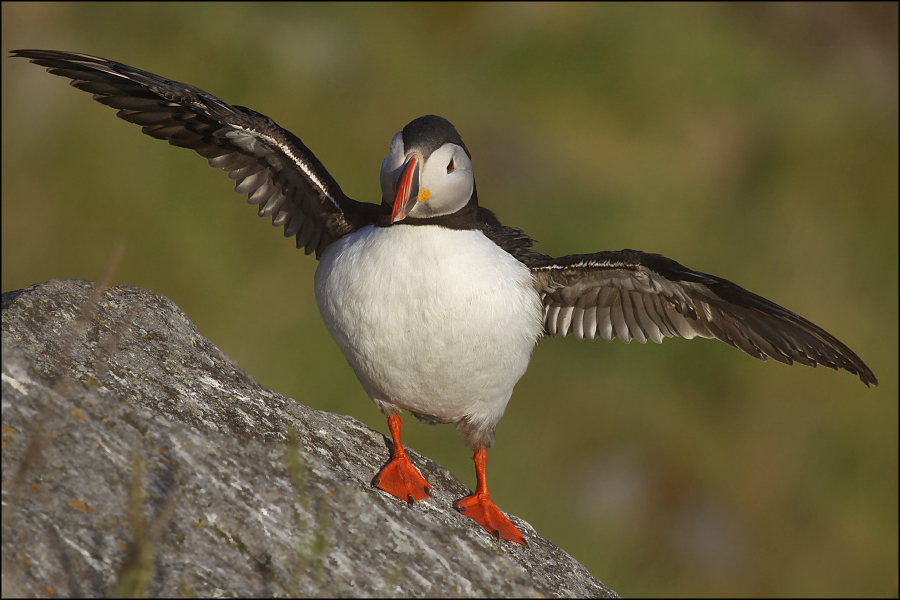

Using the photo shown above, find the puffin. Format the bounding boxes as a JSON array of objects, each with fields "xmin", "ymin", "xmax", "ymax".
[{"xmin": 12, "ymin": 50, "xmax": 878, "ymax": 546}]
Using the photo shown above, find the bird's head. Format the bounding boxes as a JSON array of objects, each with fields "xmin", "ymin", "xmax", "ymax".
[{"xmin": 380, "ymin": 115, "xmax": 477, "ymax": 224}]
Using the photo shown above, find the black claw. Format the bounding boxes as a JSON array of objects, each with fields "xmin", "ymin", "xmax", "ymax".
[
  {"xmin": 425, "ymin": 486, "xmax": 432, "ymax": 497},
  {"xmin": 492, "ymin": 529, "xmax": 500, "ymax": 540},
  {"xmin": 371, "ymin": 476, "xmax": 381, "ymax": 487},
  {"xmin": 406, "ymin": 494, "xmax": 414, "ymax": 505}
]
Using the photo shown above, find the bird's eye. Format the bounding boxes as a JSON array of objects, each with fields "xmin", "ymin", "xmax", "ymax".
[{"xmin": 447, "ymin": 159, "xmax": 455, "ymax": 173}]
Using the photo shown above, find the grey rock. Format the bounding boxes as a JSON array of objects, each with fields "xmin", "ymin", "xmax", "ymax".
[{"xmin": 2, "ymin": 279, "xmax": 617, "ymax": 598}]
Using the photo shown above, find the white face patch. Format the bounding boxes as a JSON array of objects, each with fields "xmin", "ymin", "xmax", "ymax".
[
  {"xmin": 380, "ymin": 131, "xmax": 405, "ymax": 201},
  {"xmin": 409, "ymin": 143, "xmax": 474, "ymax": 219}
]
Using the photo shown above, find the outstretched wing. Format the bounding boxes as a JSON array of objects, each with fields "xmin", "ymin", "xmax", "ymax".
[
  {"xmin": 11, "ymin": 49, "xmax": 380, "ymax": 257},
  {"xmin": 530, "ymin": 249, "xmax": 877, "ymax": 386}
]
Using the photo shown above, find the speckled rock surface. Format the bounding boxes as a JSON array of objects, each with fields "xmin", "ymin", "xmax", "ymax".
[{"xmin": 2, "ymin": 279, "xmax": 617, "ymax": 598}]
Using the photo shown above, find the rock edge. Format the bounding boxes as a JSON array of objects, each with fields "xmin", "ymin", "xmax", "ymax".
[{"xmin": 2, "ymin": 279, "xmax": 617, "ymax": 598}]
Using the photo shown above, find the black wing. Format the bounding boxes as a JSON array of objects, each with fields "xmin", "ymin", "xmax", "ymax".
[
  {"xmin": 11, "ymin": 49, "xmax": 380, "ymax": 257},
  {"xmin": 527, "ymin": 249, "xmax": 877, "ymax": 387}
]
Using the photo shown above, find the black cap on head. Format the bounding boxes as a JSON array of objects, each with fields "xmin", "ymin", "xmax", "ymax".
[{"xmin": 402, "ymin": 115, "xmax": 471, "ymax": 159}]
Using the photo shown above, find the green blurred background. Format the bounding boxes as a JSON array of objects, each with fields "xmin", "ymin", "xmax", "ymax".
[{"xmin": 3, "ymin": 3, "xmax": 897, "ymax": 596}]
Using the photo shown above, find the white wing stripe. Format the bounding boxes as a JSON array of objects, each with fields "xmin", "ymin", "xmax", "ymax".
[{"xmin": 231, "ymin": 124, "xmax": 340, "ymax": 211}]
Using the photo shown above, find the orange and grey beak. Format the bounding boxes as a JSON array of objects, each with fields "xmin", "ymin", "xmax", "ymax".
[{"xmin": 390, "ymin": 155, "xmax": 419, "ymax": 223}]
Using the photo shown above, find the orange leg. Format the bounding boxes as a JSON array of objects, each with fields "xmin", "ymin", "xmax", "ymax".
[
  {"xmin": 372, "ymin": 415, "xmax": 432, "ymax": 504},
  {"xmin": 455, "ymin": 447, "xmax": 526, "ymax": 545}
]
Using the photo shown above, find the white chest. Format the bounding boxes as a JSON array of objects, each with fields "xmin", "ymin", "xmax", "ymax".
[{"xmin": 314, "ymin": 224, "xmax": 543, "ymax": 426}]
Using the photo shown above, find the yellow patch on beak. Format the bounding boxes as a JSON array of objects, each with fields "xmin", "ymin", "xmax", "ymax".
[{"xmin": 418, "ymin": 188, "xmax": 430, "ymax": 202}]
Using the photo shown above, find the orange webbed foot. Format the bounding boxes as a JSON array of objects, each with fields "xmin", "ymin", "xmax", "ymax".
[
  {"xmin": 372, "ymin": 453, "xmax": 432, "ymax": 504},
  {"xmin": 456, "ymin": 447, "xmax": 526, "ymax": 545},
  {"xmin": 372, "ymin": 414, "xmax": 432, "ymax": 504},
  {"xmin": 456, "ymin": 490, "xmax": 525, "ymax": 545}
]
